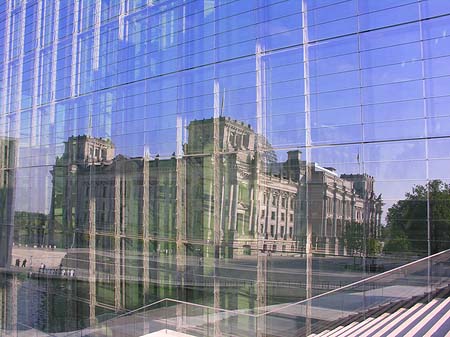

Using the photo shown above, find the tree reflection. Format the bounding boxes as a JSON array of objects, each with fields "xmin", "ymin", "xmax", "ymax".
[{"xmin": 385, "ymin": 180, "xmax": 450, "ymax": 255}]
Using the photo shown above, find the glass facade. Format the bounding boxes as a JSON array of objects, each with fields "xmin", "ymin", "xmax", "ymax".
[{"xmin": 1, "ymin": 0, "xmax": 450, "ymax": 336}]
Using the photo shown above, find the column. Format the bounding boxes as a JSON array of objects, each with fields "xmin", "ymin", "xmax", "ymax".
[
  {"xmin": 88, "ymin": 179, "xmax": 96, "ymax": 327},
  {"xmin": 114, "ymin": 173, "xmax": 122, "ymax": 310},
  {"xmin": 142, "ymin": 158, "xmax": 150, "ymax": 299}
]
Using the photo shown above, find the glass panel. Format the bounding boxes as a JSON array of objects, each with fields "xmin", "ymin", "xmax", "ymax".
[{"xmin": 0, "ymin": 1, "xmax": 449, "ymax": 336}]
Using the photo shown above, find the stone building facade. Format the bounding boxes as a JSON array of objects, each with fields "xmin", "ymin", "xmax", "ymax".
[
  {"xmin": 45, "ymin": 117, "xmax": 383, "ymax": 312},
  {"xmin": 306, "ymin": 165, "xmax": 383, "ymax": 256},
  {"xmin": 49, "ymin": 117, "xmax": 382, "ymax": 259}
]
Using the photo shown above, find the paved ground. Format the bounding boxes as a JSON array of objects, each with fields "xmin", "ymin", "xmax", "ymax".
[{"xmin": 11, "ymin": 247, "xmax": 67, "ymax": 269}]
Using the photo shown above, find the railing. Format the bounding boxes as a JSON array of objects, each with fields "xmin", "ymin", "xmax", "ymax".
[
  {"xmin": 83, "ymin": 249, "xmax": 450, "ymax": 336},
  {"xmin": 6, "ymin": 249, "xmax": 450, "ymax": 337},
  {"xmin": 63, "ymin": 298, "xmax": 258, "ymax": 337},
  {"xmin": 262, "ymin": 248, "xmax": 450, "ymax": 337}
]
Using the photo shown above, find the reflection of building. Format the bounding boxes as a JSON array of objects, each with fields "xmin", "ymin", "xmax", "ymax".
[
  {"xmin": 305, "ymin": 165, "xmax": 383, "ymax": 255},
  {"xmin": 49, "ymin": 119, "xmax": 304, "ymax": 255},
  {"xmin": 184, "ymin": 118, "xmax": 300, "ymax": 256},
  {"xmin": 46, "ymin": 117, "xmax": 383, "ymax": 314},
  {"xmin": 0, "ymin": 138, "xmax": 17, "ymax": 268},
  {"xmin": 49, "ymin": 118, "xmax": 384, "ymax": 256}
]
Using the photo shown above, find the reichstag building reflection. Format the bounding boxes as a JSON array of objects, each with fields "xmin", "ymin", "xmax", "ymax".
[
  {"xmin": 1, "ymin": 116, "xmax": 386, "ymax": 332},
  {"xmin": 1, "ymin": 0, "xmax": 450, "ymax": 336}
]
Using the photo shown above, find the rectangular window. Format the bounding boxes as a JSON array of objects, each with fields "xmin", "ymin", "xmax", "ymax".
[{"xmin": 271, "ymin": 211, "xmax": 275, "ymax": 220}]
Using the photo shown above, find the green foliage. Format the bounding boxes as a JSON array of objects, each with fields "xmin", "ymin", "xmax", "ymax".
[
  {"xmin": 383, "ymin": 230, "xmax": 410, "ymax": 253},
  {"xmin": 343, "ymin": 222, "xmax": 383, "ymax": 257},
  {"xmin": 343, "ymin": 222, "xmax": 363, "ymax": 256},
  {"xmin": 385, "ymin": 180, "xmax": 450, "ymax": 255},
  {"xmin": 367, "ymin": 238, "xmax": 383, "ymax": 256}
]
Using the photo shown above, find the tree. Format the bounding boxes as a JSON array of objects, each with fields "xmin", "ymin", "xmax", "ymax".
[
  {"xmin": 344, "ymin": 222, "xmax": 383, "ymax": 257},
  {"xmin": 385, "ymin": 180, "xmax": 450, "ymax": 255},
  {"xmin": 383, "ymin": 230, "xmax": 410, "ymax": 253},
  {"xmin": 367, "ymin": 237, "xmax": 383, "ymax": 256},
  {"xmin": 343, "ymin": 222, "xmax": 363, "ymax": 256}
]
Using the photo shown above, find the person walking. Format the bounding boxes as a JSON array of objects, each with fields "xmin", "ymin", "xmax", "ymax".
[{"xmin": 21, "ymin": 259, "xmax": 27, "ymax": 267}]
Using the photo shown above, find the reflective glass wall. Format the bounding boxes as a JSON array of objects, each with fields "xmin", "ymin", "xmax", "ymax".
[{"xmin": 1, "ymin": 0, "xmax": 450, "ymax": 335}]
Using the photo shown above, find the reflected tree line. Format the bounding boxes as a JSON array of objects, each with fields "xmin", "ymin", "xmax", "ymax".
[{"xmin": 384, "ymin": 180, "xmax": 450, "ymax": 256}]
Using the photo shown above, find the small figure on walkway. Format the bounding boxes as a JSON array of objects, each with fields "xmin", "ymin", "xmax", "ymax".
[
  {"xmin": 15, "ymin": 258, "xmax": 20, "ymax": 267},
  {"xmin": 21, "ymin": 259, "xmax": 27, "ymax": 267},
  {"xmin": 39, "ymin": 263, "xmax": 44, "ymax": 272}
]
